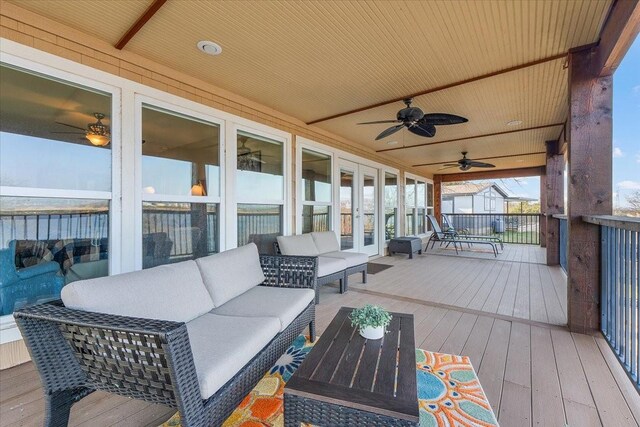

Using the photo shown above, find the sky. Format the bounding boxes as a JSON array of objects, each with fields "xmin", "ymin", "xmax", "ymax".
[
  {"xmin": 611, "ymin": 36, "xmax": 640, "ymax": 208},
  {"xmin": 470, "ymin": 36, "xmax": 640, "ymax": 206}
]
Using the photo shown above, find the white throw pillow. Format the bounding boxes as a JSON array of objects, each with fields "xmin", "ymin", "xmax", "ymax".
[
  {"xmin": 311, "ymin": 231, "xmax": 340, "ymax": 254},
  {"xmin": 276, "ymin": 234, "xmax": 320, "ymax": 256},
  {"xmin": 196, "ymin": 243, "xmax": 266, "ymax": 307},
  {"xmin": 61, "ymin": 260, "xmax": 214, "ymax": 323}
]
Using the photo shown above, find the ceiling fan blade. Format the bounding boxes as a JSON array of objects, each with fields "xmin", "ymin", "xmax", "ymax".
[
  {"xmin": 441, "ymin": 163, "xmax": 460, "ymax": 167},
  {"xmin": 375, "ymin": 124, "xmax": 405, "ymax": 141},
  {"xmin": 358, "ymin": 120, "xmax": 402, "ymax": 125},
  {"xmin": 420, "ymin": 113, "xmax": 468, "ymax": 125},
  {"xmin": 50, "ymin": 131, "xmax": 85, "ymax": 134},
  {"xmin": 438, "ymin": 165, "xmax": 458, "ymax": 171},
  {"xmin": 408, "ymin": 123, "xmax": 436, "ymax": 138},
  {"xmin": 466, "ymin": 161, "xmax": 495, "ymax": 168},
  {"xmin": 55, "ymin": 121, "xmax": 87, "ymax": 131}
]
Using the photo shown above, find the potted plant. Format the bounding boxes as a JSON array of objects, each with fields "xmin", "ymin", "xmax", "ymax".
[{"xmin": 349, "ymin": 305, "xmax": 392, "ymax": 340}]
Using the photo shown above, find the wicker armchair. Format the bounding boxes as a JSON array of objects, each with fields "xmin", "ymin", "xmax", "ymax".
[{"xmin": 14, "ymin": 254, "xmax": 317, "ymax": 427}]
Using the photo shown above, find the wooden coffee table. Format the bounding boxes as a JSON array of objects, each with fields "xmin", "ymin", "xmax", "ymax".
[{"xmin": 284, "ymin": 307, "xmax": 418, "ymax": 426}]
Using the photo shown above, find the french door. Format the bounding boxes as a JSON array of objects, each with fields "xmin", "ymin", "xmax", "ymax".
[{"xmin": 337, "ymin": 160, "xmax": 379, "ymax": 256}]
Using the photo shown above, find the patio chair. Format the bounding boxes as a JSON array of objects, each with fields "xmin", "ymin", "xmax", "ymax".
[
  {"xmin": 426, "ymin": 215, "xmax": 500, "ymax": 257},
  {"xmin": 441, "ymin": 214, "xmax": 504, "ymax": 250}
]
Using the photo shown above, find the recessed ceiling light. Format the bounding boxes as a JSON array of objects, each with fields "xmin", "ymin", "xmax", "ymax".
[
  {"xmin": 197, "ymin": 40, "xmax": 222, "ymax": 56},
  {"xmin": 506, "ymin": 120, "xmax": 523, "ymax": 126},
  {"xmin": 386, "ymin": 140, "xmax": 398, "ymax": 145}
]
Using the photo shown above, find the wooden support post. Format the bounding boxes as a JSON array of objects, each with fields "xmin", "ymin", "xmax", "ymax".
[
  {"xmin": 433, "ymin": 175, "xmax": 442, "ymax": 226},
  {"xmin": 539, "ymin": 175, "xmax": 547, "ymax": 248},
  {"xmin": 567, "ymin": 48, "xmax": 613, "ymax": 334},
  {"xmin": 545, "ymin": 141, "xmax": 564, "ymax": 265}
]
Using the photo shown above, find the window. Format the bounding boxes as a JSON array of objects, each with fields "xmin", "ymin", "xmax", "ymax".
[
  {"xmin": 405, "ymin": 178, "xmax": 415, "ymax": 235},
  {"xmin": 0, "ymin": 64, "xmax": 113, "ymax": 315},
  {"xmin": 484, "ymin": 188, "xmax": 497, "ymax": 212},
  {"xmin": 427, "ymin": 182, "xmax": 434, "ymax": 231},
  {"xmin": 236, "ymin": 131, "xmax": 285, "ymax": 248},
  {"xmin": 340, "ymin": 170, "xmax": 355, "ymax": 250},
  {"xmin": 141, "ymin": 105, "xmax": 221, "ymax": 267},
  {"xmin": 300, "ymin": 148, "xmax": 331, "ymax": 233},
  {"xmin": 416, "ymin": 181, "xmax": 426, "ymax": 234},
  {"xmin": 384, "ymin": 172, "xmax": 398, "ymax": 240}
]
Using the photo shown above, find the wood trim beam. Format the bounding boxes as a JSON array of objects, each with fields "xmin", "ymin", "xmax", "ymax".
[
  {"xmin": 566, "ymin": 48, "xmax": 613, "ymax": 334},
  {"xmin": 544, "ymin": 140, "xmax": 564, "ymax": 265},
  {"xmin": 115, "ymin": 0, "xmax": 167, "ymax": 50},
  {"xmin": 377, "ymin": 123, "xmax": 564, "ymax": 153},
  {"xmin": 433, "ymin": 175, "xmax": 442, "ymax": 226},
  {"xmin": 439, "ymin": 166, "xmax": 545, "ymax": 183},
  {"xmin": 306, "ymin": 53, "xmax": 567, "ymax": 125},
  {"xmin": 412, "ymin": 151, "xmax": 545, "ymax": 168},
  {"xmin": 595, "ymin": 0, "xmax": 640, "ymax": 76}
]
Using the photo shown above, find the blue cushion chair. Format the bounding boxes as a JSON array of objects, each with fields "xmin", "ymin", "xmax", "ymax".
[{"xmin": 0, "ymin": 240, "xmax": 64, "ymax": 315}]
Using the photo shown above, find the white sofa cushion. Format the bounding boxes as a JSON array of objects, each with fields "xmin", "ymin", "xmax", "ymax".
[
  {"xmin": 196, "ymin": 243, "xmax": 265, "ymax": 307},
  {"xmin": 322, "ymin": 251, "xmax": 369, "ymax": 268},
  {"xmin": 277, "ymin": 234, "xmax": 319, "ymax": 256},
  {"xmin": 317, "ymin": 256, "xmax": 347, "ymax": 277},
  {"xmin": 212, "ymin": 286, "xmax": 314, "ymax": 331},
  {"xmin": 311, "ymin": 231, "xmax": 340, "ymax": 254},
  {"xmin": 61, "ymin": 260, "xmax": 214, "ymax": 323},
  {"xmin": 186, "ymin": 313, "xmax": 280, "ymax": 399}
]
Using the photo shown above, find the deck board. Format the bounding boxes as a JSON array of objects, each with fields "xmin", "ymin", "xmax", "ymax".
[{"xmin": 1, "ymin": 245, "xmax": 638, "ymax": 427}]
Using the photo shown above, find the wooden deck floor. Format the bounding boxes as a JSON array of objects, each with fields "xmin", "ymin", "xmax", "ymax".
[{"xmin": 1, "ymin": 246, "xmax": 639, "ymax": 426}]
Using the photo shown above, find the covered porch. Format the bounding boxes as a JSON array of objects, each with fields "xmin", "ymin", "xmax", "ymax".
[{"xmin": 3, "ymin": 247, "xmax": 639, "ymax": 426}]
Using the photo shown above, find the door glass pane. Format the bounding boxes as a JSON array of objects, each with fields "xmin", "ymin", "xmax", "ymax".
[
  {"xmin": 301, "ymin": 149, "xmax": 331, "ymax": 203},
  {"xmin": 142, "ymin": 106, "xmax": 220, "ymax": 197},
  {"xmin": 237, "ymin": 131, "xmax": 283, "ymax": 200},
  {"xmin": 142, "ymin": 202, "xmax": 218, "ymax": 268},
  {"xmin": 417, "ymin": 182, "xmax": 426, "ymax": 234},
  {"xmin": 405, "ymin": 178, "xmax": 415, "ymax": 235},
  {"xmin": 0, "ymin": 64, "xmax": 112, "ymax": 191},
  {"xmin": 384, "ymin": 173, "xmax": 398, "ymax": 240},
  {"xmin": 302, "ymin": 205, "xmax": 330, "ymax": 233},
  {"xmin": 340, "ymin": 170, "xmax": 354, "ymax": 250},
  {"xmin": 0, "ymin": 196, "xmax": 109, "ymax": 315},
  {"xmin": 363, "ymin": 175, "xmax": 375, "ymax": 247},
  {"xmin": 237, "ymin": 204, "xmax": 283, "ymax": 252}
]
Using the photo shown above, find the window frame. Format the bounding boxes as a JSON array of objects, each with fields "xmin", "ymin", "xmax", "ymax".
[
  {"xmin": 404, "ymin": 172, "xmax": 432, "ymax": 237},
  {"xmin": 227, "ymin": 122, "xmax": 291, "ymax": 248},
  {"xmin": 134, "ymin": 95, "xmax": 226, "ymax": 269},
  {"xmin": 383, "ymin": 170, "xmax": 399, "ymax": 241},
  {"xmin": 296, "ymin": 143, "xmax": 334, "ymax": 234},
  {"xmin": 0, "ymin": 55, "xmax": 122, "ymax": 342}
]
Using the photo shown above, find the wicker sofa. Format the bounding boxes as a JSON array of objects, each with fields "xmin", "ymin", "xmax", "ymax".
[
  {"xmin": 276, "ymin": 231, "xmax": 368, "ymax": 303},
  {"xmin": 14, "ymin": 243, "xmax": 317, "ymax": 427}
]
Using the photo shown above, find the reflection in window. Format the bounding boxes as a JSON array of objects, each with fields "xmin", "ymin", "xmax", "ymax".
[
  {"xmin": 340, "ymin": 171, "xmax": 354, "ymax": 250},
  {"xmin": 0, "ymin": 64, "xmax": 112, "ymax": 315},
  {"xmin": 302, "ymin": 205, "xmax": 330, "ymax": 234},
  {"xmin": 237, "ymin": 131, "xmax": 284, "ymax": 200},
  {"xmin": 405, "ymin": 178, "xmax": 415, "ymax": 235},
  {"xmin": 301, "ymin": 149, "xmax": 331, "ymax": 203},
  {"xmin": 142, "ymin": 202, "xmax": 218, "ymax": 268},
  {"xmin": 238, "ymin": 204, "xmax": 283, "ymax": 252},
  {"xmin": 0, "ymin": 65, "xmax": 112, "ymax": 192},
  {"xmin": 142, "ymin": 106, "xmax": 220, "ymax": 197},
  {"xmin": 301, "ymin": 148, "xmax": 332, "ymax": 233},
  {"xmin": 0, "ymin": 197, "xmax": 109, "ymax": 315},
  {"xmin": 384, "ymin": 173, "xmax": 398, "ymax": 240}
]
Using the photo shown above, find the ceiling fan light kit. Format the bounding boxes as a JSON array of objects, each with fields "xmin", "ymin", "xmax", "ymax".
[
  {"xmin": 440, "ymin": 152, "xmax": 496, "ymax": 171},
  {"xmin": 85, "ymin": 113, "xmax": 110, "ymax": 146},
  {"xmin": 357, "ymin": 98, "xmax": 468, "ymax": 141}
]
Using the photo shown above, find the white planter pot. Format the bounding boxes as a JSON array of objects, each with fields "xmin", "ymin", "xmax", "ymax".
[{"xmin": 359, "ymin": 325, "xmax": 384, "ymax": 340}]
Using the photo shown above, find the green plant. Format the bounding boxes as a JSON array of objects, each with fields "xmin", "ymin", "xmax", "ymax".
[{"xmin": 349, "ymin": 305, "xmax": 392, "ymax": 329}]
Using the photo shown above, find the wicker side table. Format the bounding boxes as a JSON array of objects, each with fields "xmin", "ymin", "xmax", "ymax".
[
  {"xmin": 388, "ymin": 237, "xmax": 423, "ymax": 259},
  {"xmin": 284, "ymin": 307, "xmax": 418, "ymax": 426}
]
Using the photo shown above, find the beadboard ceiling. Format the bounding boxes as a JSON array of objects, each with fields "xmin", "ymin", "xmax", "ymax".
[{"xmin": 8, "ymin": 0, "xmax": 612, "ymax": 176}]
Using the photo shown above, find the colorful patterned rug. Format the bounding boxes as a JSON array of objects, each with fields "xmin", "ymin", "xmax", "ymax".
[{"xmin": 161, "ymin": 335, "xmax": 498, "ymax": 427}]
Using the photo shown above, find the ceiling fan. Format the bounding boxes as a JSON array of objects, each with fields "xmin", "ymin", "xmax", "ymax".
[
  {"xmin": 440, "ymin": 152, "xmax": 496, "ymax": 171},
  {"xmin": 237, "ymin": 136, "xmax": 265, "ymax": 170},
  {"xmin": 357, "ymin": 98, "xmax": 468, "ymax": 141},
  {"xmin": 52, "ymin": 113, "xmax": 110, "ymax": 146}
]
